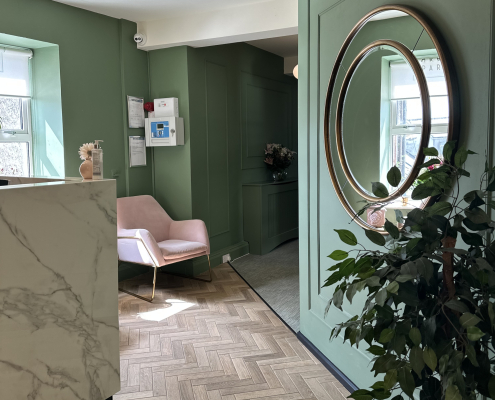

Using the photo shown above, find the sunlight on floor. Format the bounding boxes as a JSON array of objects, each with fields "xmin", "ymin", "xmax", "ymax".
[{"xmin": 137, "ymin": 299, "xmax": 195, "ymax": 321}]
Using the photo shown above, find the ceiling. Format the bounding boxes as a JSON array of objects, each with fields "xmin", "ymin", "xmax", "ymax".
[
  {"xmin": 247, "ymin": 34, "xmax": 298, "ymax": 58},
  {"xmin": 54, "ymin": 0, "xmax": 276, "ymax": 22}
]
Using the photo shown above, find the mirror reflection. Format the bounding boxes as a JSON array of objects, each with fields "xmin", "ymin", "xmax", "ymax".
[{"xmin": 329, "ymin": 9, "xmax": 450, "ymax": 230}]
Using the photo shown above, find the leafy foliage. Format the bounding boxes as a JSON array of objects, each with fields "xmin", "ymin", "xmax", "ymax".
[{"xmin": 323, "ymin": 143, "xmax": 495, "ymax": 400}]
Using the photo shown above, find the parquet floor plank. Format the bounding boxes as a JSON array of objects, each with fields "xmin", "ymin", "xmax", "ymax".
[{"xmin": 114, "ymin": 264, "xmax": 346, "ymax": 400}]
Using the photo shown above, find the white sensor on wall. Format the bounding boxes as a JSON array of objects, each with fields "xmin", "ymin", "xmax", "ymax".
[{"xmin": 134, "ymin": 33, "xmax": 147, "ymax": 46}]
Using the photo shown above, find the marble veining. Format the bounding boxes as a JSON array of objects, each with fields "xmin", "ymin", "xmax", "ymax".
[{"xmin": 0, "ymin": 178, "xmax": 120, "ymax": 399}]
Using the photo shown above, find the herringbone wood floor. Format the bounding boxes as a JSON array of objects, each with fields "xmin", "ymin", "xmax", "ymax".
[{"xmin": 116, "ymin": 264, "xmax": 349, "ymax": 400}]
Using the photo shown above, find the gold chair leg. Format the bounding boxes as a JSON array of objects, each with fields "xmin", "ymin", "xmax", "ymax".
[
  {"xmin": 119, "ymin": 254, "xmax": 212, "ymax": 302},
  {"xmin": 119, "ymin": 265, "xmax": 158, "ymax": 303}
]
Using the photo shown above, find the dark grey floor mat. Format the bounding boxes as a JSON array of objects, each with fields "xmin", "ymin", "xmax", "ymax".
[{"xmin": 230, "ymin": 239, "xmax": 299, "ymax": 332}]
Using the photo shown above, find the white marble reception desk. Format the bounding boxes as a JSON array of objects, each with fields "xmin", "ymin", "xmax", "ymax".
[{"xmin": 0, "ymin": 177, "xmax": 120, "ymax": 400}]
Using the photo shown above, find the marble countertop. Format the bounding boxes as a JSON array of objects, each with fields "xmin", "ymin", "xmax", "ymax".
[{"xmin": 0, "ymin": 176, "xmax": 115, "ymax": 190}]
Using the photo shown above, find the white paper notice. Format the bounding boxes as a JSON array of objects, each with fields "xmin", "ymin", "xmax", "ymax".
[
  {"xmin": 129, "ymin": 136, "xmax": 146, "ymax": 167},
  {"xmin": 127, "ymin": 96, "xmax": 145, "ymax": 128}
]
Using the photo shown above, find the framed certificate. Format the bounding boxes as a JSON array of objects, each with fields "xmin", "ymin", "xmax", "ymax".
[
  {"xmin": 127, "ymin": 96, "xmax": 145, "ymax": 128},
  {"xmin": 129, "ymin": 136, "xmax": 147, "ymax": 167}
]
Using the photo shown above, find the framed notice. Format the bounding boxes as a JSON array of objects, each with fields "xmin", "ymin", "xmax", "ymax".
[
  {"xmin": 127, "ymin": 96, "xmax": 145, "ymax": 128},
  {"xmin": 129, "ymin": 136, "xmax": 147, "ymax": 167}
]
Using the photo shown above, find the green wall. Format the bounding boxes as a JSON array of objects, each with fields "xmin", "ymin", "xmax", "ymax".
[
  {"xmin": 0, "ymin": 0, "xmax": 152, "ymax": 197},
  {"xmin": 149, "ymin": 46, "xmax": 193, "ymax": 220},
  {"xmin": 299, "ymin": 0, "xmax": 495, "ymax": 389},
  {"xmin": 148, "ymin": 43, "xmax": 298, "ymax": 273}
]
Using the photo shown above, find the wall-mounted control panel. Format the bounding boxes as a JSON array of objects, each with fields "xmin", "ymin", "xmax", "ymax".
[{"xmin": 145, "ymin": 117, "xmax": 184, "ymax": 147}]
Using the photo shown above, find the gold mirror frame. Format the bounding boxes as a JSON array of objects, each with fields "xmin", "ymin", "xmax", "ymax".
[{"xmin": 323, "ymin": 4, "xmax": 459, "ymax": 233}]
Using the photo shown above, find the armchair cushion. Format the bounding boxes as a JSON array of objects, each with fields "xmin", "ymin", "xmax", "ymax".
[
  {"xmin": 158, "ymin": 240, "xmax": 208, "ymax": 260},
  {"xmin": 169, "ymin": 220, "xmax": 210, "ymax": 254}
]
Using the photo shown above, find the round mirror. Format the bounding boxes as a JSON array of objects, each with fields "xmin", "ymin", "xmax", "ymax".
[{"xmin": 324, "ymin": 5, "xmax": 458, "ymax": 233}]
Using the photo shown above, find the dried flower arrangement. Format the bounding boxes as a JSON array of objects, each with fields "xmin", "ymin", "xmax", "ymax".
[
  {"xmin": 264, "ymin": 143, "xmax": 297, "ymax": 172},
  {"xmin": 78, "ymin": 143, "xmax": 94, "ymax": 161}
]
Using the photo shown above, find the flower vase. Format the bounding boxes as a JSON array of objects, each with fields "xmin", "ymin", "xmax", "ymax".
[
  {"xmin": 367, "ymin": 205, "xmax": 387, "ymax": 228},
  {"xmin": 80, "ymin": 158, "xmax": 93, "ymax": 179},
  {"xmin": 272, "ymin": 170, "xmax": 288, "ymax": 182}
]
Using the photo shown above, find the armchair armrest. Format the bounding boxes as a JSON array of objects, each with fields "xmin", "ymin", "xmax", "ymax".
[
  {"xmin": 117, "ymin": 229, "xmax": 164, "ymax": 267},
  {"xmin": 169, "ymin": 220, "xmax": 210, "ymax": 254}
]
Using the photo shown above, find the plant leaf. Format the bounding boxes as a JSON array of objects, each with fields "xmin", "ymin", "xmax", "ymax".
[
  {"xmin": 454, "ymin": 145, "xmax": 468, "ymax": 168},
  {"xmin": 465, "ymin": 207, "xmax": 490, "ymax": 224},
  {"xmin": 446, "ymin": 385, "xmax": 462, "ymax": 400},
  {"xmin": 445, "ymin": 299, "xmax": 470, "ymax": 313},
  {"xmin": 423, "ymin": 347, "xmax": 437, "ymax": 371},
  {"xmin": 459, "ymin": 313, "xmax": 482, "ymax": 327},
  {"xmin": 443, "ymin": 140, "xmax": 457, "ymax": 161},
  {"xmin": 423, "ymin": 147, "xmax": 439, "ymax": 157},
  {"xmin": 465, "ymin": 344, "xmax": 479, "ymax": 367},
  {"xmin": 384, "ymin": 369, "xmax": 397, "ymax": 391},
  {"xmin": 409, "ymin": 327, "xmax": 421, "ymax": 346},
  {"xmin": 466, "ymin": 326, "xmax": 485, "ymax": 341},
  {"xmin": 428, "ymin": 201, "xmax": 453, "ymax": 217},
  {"xmin": 398, "ymin": 368, "xmax": 415, "ymax": 398},
  {"xmin": 367, "ymin": 345, "xmax": 386, "ymax": 356},
  {"xmin": 372, "ymin": 182, "xmax": 389, "ymax": 198},
  {"xmin": 365, "ymin": 230, "xmax": 386, "ymax": 246},
  {"xmin": 378, "ymin": 329, "xmax": 395, "ymax": 343},
  {"xmin": 334, "ymin": 229, "xmax": 358, "ymax": 246},
  {"xmin": 349, "ymin": 389, "xmax": 373, "ymax": 400},
  {"xmin": 328, "ymin": 250, "xmax": 349, "ymax": 261},
  {"xmin": 386, "ymin": 281, "xmax": 399, "ymax": 294},
  {"xmin": 384, "ymin": 220, "xmax": 400, "ymax": 239},
  {"xmin": 412, "ymin": 183, "xmax": 434, "ymax": 200},
  {"xmin": 387, "ymin": 166, "xmax": 402, "ymax": 187},
  {"xmin": 410, "ymin": 346, "xmax": 424, "ymax": 376}
]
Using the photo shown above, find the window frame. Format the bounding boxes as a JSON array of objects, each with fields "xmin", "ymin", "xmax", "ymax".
[
  {"xmin": 387, "ymin": 55, "xmax": 449, "ymax": 176},
  {"xmin": 0, "ymin": 58, "xmax": 34, "ymax": 176}
]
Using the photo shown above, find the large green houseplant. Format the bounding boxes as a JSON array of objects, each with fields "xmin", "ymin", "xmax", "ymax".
[{"xmin": 324, "ymin": 142, "xmax": 495, "ymax": 400}]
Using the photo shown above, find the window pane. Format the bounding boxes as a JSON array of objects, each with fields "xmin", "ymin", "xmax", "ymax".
[
  {"xmin": 0, "ymin": 96, "xmax": 23, "ymax": 130},
  {"xmin": 0, "ymin": 51, "xmax": 30, "ymax": 96},
  {"xmin": 392, "ymin": 134, "xmax": 420, "ymax": 180},
  {"xmin": 392, "ymin": 133, "xmax": 448, "ymax": 184},
  {"xmin": 395, "ymin": 98, "xmax": 422, "ymax": 126},
  {"xmin": 431, "ymin": 96, "xmax": 449, "ymax": 125},
  {"xmin": 0, "ymin": 142, "xmax": 29, "ymax": 176},
  {"xmin": 394, "ymin": 96, "xmax": 449, "ymax": 127}
]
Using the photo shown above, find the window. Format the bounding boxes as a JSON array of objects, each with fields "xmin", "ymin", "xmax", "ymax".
[
  {"xmin": 0, "ymin": 47, "xmax": 33, "ymax": 177},
  {"xmin": 388, "ymin": 53, "xmax": 449, "ymax": 181}
]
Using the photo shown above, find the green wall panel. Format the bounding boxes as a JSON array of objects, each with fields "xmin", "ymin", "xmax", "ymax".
[
  {"xmin": 205, "ymin": 61, "xmax": 230, "ymax": 237},
  {"xmin": 299, "ymin": 0, "xmax": 495, "ymax": 389},
  {"xmin": 241, "ymin": 73, "xmax": 294, "ymax": 171}
]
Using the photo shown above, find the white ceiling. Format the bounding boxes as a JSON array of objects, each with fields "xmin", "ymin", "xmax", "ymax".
[
  {"xmin": 247, "ymin": 34, "xmax": 298, "ymax": 58},
  {"xmin": 54, "ymin": 0, "xmax": 276, "ymax": 22}
]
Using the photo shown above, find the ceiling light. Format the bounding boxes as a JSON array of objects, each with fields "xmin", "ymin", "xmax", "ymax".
[{"xmin": 293, "ymin": 65, "xmax": 298, "ymax": 79}]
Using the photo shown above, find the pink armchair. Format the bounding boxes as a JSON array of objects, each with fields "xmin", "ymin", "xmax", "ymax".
[{"xmin": 117, "ymin": 195, "xmax": 211, "ymax": 302}]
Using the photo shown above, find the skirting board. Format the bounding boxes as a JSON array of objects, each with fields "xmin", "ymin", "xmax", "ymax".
[{"xmin": 296, "ymin": 332, "xmax": 358, "ymax": 394}]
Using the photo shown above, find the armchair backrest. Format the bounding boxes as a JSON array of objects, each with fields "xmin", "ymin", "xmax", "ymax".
[{"xmin": 117, "ymin": 195, "xmax": 172, "ymax": 242}]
